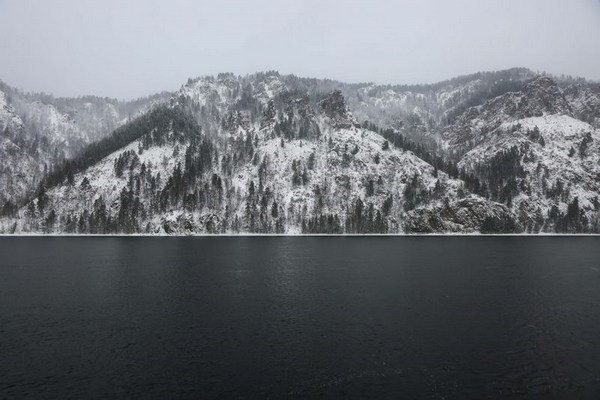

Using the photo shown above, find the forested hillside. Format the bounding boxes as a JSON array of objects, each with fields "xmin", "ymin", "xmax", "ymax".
[
  {"xmin": 0, "ymin": 81, "xmax": 169, "ymax": 207},
  {"xmin": 1, "ymin": 69, "xmax": 598, "ymax": 234}
]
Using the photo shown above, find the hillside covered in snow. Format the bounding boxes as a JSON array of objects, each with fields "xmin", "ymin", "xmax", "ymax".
[
  {"xmin": 0, "ymin": 80, "xmax": 169, "ymax": 207},
  {"xmin": 0, "ymin": 69, "xmax": 599, "ymax": 234}
]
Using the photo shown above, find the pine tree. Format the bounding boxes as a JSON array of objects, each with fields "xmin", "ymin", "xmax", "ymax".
[{"xmin": 366, "ymin": 179, "xmax": 375, "ymax": 197}]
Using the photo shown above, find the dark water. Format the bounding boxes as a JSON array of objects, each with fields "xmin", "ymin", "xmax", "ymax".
[{"xmin": 1, "ymin": 237, "xmax": 600, "ymax": 399}]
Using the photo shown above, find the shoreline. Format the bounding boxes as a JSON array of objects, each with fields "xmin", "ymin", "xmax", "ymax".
[{"xmin": 1, "ymin": 233, "xmax": 600, "ymax": 237}]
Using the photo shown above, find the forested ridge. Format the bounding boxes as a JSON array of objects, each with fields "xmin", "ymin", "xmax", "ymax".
[{"xmin": 1, "ymin": 69, "xmax": 599, "ymax": 234}]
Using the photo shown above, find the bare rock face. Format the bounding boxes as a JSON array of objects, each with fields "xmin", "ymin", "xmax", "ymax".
[
  {"xmin": 404, "ymin": 197, "xmax": 521, "ymax": 233},
  {"xmin": 160, "ymin": 212, "xmax": 223, "ymax": 234}
]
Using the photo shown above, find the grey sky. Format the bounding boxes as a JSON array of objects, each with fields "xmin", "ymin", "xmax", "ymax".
[{"xmin": 1, "ymin": 0, "xmax": 599, "ymax": 99}]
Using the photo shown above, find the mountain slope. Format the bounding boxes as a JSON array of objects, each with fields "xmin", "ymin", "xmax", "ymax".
[
  {"xmin": 0, "ymin": 81, "xmax": 169, "ymax": 206},
  {"xmin": 0, "ymin": 75, "xmax": 514, "ymax": 234},
  {"xmin": 443, "ymin": 76, "xmax": 600, "ymax": 232},
  {"xmin": 1, "ymin": 69, "xmax": 598, "ymax": 234}
]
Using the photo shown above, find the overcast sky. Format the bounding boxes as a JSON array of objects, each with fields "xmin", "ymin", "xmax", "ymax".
[{"xmin": 1, "ymin": 0, "xmax": 599, "ymax": 99}]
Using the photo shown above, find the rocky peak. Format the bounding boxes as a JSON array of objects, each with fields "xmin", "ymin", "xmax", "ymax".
[
  {"xmin": 320, "ymin": 90, "xmax": 356, "ymax": 128},
  {"xmin": 522, "ymin": 76, "xmax": 572, "ymax": 116},
  {"xmin": 320, "ymin": 90, "xmax": 346, "ymax": 117}
]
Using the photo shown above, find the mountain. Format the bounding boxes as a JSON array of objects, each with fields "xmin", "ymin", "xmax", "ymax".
[
  {"xmin": 443, "ymin": 76, "xmax": 600, "ymax": 233},
  {"xmin": 0, "ymin": 81, "xmax": 169, "ymax": 207},
  {"xmin": 0, "ymin": 69, "xmax": 598, "ymax": 234},
  {"xmin": 563, "ymin": 83, "xmax": 600, "ymax": 128},
  {"xmin": 344, "ymin": 67, "xmax": 536, "ymax": 130}
]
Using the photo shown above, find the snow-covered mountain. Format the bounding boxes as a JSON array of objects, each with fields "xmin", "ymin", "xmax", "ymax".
[
  {"xmin": 443, "ymin": 76, "xmax": 600, "ymax": 232},
  {"xmin": 0, "ymin": 69, "xmax": 598, "ymax": 234},
  {"xmin": 0, "ymin": 81, "xmax": 169, "ymax": 206},
  {"xmin": 345, "ymin": 67, "xmax": 536, "ymax": 131},
  {"xmin": 563, "ymin": 83, "xmax": 600, "ymax": 128}
]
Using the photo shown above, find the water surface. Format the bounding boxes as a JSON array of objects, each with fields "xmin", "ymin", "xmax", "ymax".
[{"xmin": 1, "ymin": 237, "xmax": 600, "ymax": 398}]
